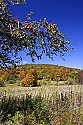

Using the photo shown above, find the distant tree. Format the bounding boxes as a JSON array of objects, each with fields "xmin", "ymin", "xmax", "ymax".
[
  {"xmin": 78, "ymin": 70, "xmax": 83, "ymax": 84},
  {"xmin": 23, "ymin": 69, "xmax": 38, "ymax": 87},
  {"xmin": 0, "ymin": 0, "xmax": 71, "ymax": 68}
]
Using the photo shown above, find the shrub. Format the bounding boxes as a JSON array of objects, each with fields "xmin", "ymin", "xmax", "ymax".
[
  {"xmin": 20, "ymin": 79, "xmax": 25, "ymax": 86},
  {"xmin": 2, "ymin": 72, "xmax": 11, "ymax": 81},
  {"xmin": 0, "ymin": 78, "xmax": 5, "ymax": 87}
]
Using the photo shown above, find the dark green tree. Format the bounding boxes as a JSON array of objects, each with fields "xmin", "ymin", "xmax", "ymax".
[{"xmin": 0, "ymin": 0, "xmax": 71, "ymax": 67}]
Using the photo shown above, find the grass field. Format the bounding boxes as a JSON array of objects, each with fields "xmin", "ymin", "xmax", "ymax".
[
  {"xmin": 0, "ymin": 84, "xmax": 83, "ymax": 96},
  {"xmin": 0, "ymin": 85, "xmax": 83, "ymax": 125}
]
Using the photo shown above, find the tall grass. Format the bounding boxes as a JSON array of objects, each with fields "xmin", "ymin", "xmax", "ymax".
[{"xmin": 0, "ymin": 85, "xmax": 83, "ymax": 125}]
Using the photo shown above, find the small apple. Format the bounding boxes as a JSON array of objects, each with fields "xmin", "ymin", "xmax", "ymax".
[
  {"xmin": 51, "ymin": 24, "xmax": 55, "ymax": 29},
  {"xmin": 25, "ymin": 23, "xmax": 29, "ymax": 27},
  {"xmin": 29, "ymin": 25, "xmax": 33, "ymax": 29}
]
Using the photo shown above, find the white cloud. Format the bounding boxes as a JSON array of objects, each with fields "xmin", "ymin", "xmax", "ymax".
[{"xmin": 23, "ymin": 61, "xmax": 28, "ymax": 64}]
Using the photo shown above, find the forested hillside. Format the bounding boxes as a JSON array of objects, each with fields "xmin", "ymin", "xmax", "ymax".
[{"xmin": 0, "ymin": 64, "xmax": 83, "ymax": 86}]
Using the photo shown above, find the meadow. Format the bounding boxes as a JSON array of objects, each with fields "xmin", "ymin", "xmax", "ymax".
[{"xmin": 0, "ymin": 84, "xmax": 83, "ymax": 125}]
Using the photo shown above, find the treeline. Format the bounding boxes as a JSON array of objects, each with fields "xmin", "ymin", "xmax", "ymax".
[{"xmin": 0, "ymin": 64, "xmax": 83, "ymax": 86}]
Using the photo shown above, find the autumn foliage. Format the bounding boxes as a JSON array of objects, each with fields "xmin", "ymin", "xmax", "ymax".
[
  {"xmin": 23, "ymin": 69, "xmax": 38, "ymax": 87},
  {"xmin": 0, "ymin": 64, "xmax": 82, "ymax": 86}
]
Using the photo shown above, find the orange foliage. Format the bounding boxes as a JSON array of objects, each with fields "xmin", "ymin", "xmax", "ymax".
[
  {"xmin": 24, "ymin": 69, "xmax": 38, "ymax": 87},
  {"xmin": 18, "ymin": 70, "xmax": 25, "ymax": 77}
]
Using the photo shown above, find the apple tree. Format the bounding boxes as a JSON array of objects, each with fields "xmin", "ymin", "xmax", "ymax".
[{"xmin": 0, "ymin": 0, "xmax": 71, "ymax": 68}]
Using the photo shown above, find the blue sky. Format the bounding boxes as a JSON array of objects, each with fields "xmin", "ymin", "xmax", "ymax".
[{"xmin": 9, "ymin": 0, "xmax": 83, "ymax": 69}]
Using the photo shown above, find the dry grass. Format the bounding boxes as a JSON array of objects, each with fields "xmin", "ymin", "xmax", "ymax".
[
  {"xmin": 0, "ymin": 85, "xmax": 83, "ymax": 125},
  {"xmin": 0, "ymin": 84, "xmax": 83, "ymax": 98}
]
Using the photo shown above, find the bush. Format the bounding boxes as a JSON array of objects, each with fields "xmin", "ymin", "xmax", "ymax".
[
  {"xmin": 8, "ymin": 80, "xmax": 15, "ymax": 84},
  {"xmin": 20, "ymin": 79, "xmax": 25, "ymax": 87},
  {"xmin": 2, "ymin": 72, "xmax": 11, "ymax": 81},
  {"xmin": 0, "ymin": 78, "xmax": 5, "ymax": 87}
]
